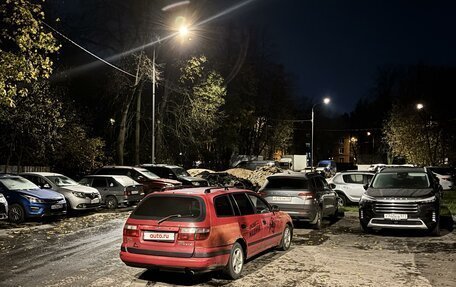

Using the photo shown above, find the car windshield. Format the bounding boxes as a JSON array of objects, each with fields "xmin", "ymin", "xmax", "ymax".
[
  {"xmin": 317, "ymin": 162, "xmax": 329, "ymax": 167},
  {"xmin": 114, "ymin": 176, "xmax": 137, "ymax": 186},
  {"xmin": 0, "ymin": 177, "xmax": 39, "ymax": 190},
  {"xmin": 372, "ymin": 172, "xmax": 429, "ymax": 189},
  {"xmin": 264, "ymin": 177, "xmax": 309, "ymax": 190},
  {"xmin": 131, "ymin": 196, "xmax": 203, "ymax": 220},
  {"xmin": 137, "ymin": 169, "xmax": 159, "ymax": 179},
  {"xmin": 46, "ymin": 175, "xmax": 78, "ymax": 186},
  {"xmin": 172, "ymin": 168, "xmax": 190, "ymax": 177}
]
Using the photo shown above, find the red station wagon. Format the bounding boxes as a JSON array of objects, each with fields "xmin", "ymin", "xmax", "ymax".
[{"xmin": 120, "ymin": 187, "xmax": 293, "ymax": 279}]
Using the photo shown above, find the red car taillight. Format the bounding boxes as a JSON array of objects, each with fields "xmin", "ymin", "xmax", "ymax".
[
  {"xmin": 178, "ymin": 227, "xmax": 210, "ymax": 241},
  {"xmin": 298, "ymin": 192, "xmax": 314, "ymax": 199},
  {"xmin": 123, "ymin": 224, "xmax": 139, "ymax": 237}
]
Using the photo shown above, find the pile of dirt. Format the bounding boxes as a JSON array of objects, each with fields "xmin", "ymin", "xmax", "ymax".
[
  {"xmin": 247, "ymin": 166, "xmax": 283, "ymax": 187},
  {"xmin": 187, "ymin": 166, "xmax": 282, "ymax": 190},
  {"xmin": 187, "ymin": 168, "xmax": 215, "ymax": 177}
]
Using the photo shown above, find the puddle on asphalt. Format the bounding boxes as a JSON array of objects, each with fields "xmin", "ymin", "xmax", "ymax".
[{"xmin": 293, "ymin": 231, "xmax": 329, "ymax": 246}]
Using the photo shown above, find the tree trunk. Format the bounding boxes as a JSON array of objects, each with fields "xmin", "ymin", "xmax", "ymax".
[
  {"xmin": 134, "ymin": 82, "xmax": 143, "ymax": 165},
  {"xmin": 117, "ymin": 85, "xmax": 139, "ymax": 165}
]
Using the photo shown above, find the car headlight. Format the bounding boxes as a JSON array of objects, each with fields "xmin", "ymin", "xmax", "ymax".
[
  {"xmin": 22, "ymin": 195, "xmax": 45, "ymax": 203},
  {"xmin": 360, "ymin": 193, "xmax": 376, "ymax": 203},
  {"xmin": 72, "ymin": 191, "xmax": 86, "ymax": 198},
  {"xmin": 419, "ymin": 195, "xmax": 436, "ymax": 204}
]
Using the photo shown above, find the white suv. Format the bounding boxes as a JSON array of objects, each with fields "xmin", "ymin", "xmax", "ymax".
[{"xmin": 327, "ymin": 171, "xmax": 374, "ymax": 206}]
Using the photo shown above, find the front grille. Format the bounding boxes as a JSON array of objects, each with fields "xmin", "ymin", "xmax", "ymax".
[
  {"xmin": 85, "ymin": 193, "xmax": 99, "ymax": 199},
  {"xmin": 43, "ymin": 198, "xmax": 61, "ymax": 204},
  {"xmin": 371, "ymin": 219, "xmax": 422, "ymax": 225},
  {"xmin": 373, "ymin": 202, "xmax": 418, "ymax": 214}
]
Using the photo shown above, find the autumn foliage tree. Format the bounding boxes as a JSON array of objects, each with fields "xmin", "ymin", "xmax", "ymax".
[
  {"xmin": 0, "ymin": 0, "xmax": 60, "ymax": 106},
  {"xmin": 384, "ymin": 103, "xmax": 447, "ymax": 166}
]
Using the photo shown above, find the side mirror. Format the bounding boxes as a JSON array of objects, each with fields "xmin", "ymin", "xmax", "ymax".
[
  {"xmin": 43, "ymin": 183, "xmax": 51, "ymax": 189},
  {"xmin": 363, "ymin": 183, "xmax": 369, "ymax": 190},
  {"xmin": 329, "ymin": 183, "xmax": 336, "ymax": 189},
  {"xmin": 271, "ymin": 205, "xmax": 280, "ymax": 212}
]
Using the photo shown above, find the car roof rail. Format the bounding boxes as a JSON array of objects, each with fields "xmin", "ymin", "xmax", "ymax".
[{"xmin": 204, "ymin": 186, "xmax": 224, "ymax": 193}]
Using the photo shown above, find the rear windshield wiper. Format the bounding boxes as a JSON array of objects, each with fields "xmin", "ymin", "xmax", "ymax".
[
  {"xmin": 157, "ymin": 213, "xmax": 194, "ymax": 224},
  {"xmin": 158, "ymin": 214, "xmax": 181, "ymax": 224}
]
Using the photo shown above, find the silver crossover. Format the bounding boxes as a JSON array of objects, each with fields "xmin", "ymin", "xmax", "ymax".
[
  {"xmin": 79, "ymin": 175, "xmax": 144, "ymax": 209},
  {"xmin": 20, "ymin": 172, "xmax": 101, "ymax": 210},
  {"xmin": 259, "ymin": 172, "xmax": 341, "ymax": 229}
]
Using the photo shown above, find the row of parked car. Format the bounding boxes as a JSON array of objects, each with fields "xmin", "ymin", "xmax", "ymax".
[
  {"xmin": 118, "ymin": 164, "xmax": 452, "ymax": 279},
  {"xmin": 0, "ymin": 164, "xmax": 209, "ymax": 223}
]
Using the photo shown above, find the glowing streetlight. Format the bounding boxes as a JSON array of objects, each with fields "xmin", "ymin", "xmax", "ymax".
[
  {"xmin": 311, "ymin": 97, "xmax": 331, "ymax": 170},
  {"xmin": 416, "ymin": 103, "xmax": 424, "ymax": 110},
  {"xmin": 151, "ymin": 20, "xmax": 192, "ymax": 164},
  {"xmin": 179, "ymin": 25, "xmax": 189, "ymax": 37}
]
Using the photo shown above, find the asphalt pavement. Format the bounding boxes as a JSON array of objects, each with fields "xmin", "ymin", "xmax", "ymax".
[{"xmin": 0, "ymin": 211, "xmax": 454, "ymax": 287}]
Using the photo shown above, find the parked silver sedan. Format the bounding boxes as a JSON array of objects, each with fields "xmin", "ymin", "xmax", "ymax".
[
  {"xmin": 259, "ymin": 172, "xmax": 342, "ymax": 229},
  {"xmin": 79, "ymin": 175, "xmax": 144, "ymax": 209},
  {"xmin": 20, "ymin": 172, "xmax": 101, "ymax": 211}
]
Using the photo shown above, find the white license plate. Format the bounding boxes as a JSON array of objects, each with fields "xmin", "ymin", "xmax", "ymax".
[
  {"xmin": 272, "ymin": 196, "xmax": 291, "ymax": 202},
  {"xmin": 91, "ymin": 198, "xmax": 100, "ymax": 204},
  {"xmin": 143, "ymin": 231, "xmax": 175, "ymax": 241},
  {"xmin": 51, "ymin": 204, "xmax": 63, "ymax": 210},
  {"xmin": 130, "ymin": 190, "xmax": 139, "ymax": 195},
  {"xmin": 384, "ymin": 213, "xmax": 408, "ymax": 220}
]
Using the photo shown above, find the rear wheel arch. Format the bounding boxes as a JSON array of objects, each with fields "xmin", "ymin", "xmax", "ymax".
[
  {"xmin": 235, "ymin": 238, "xmax": 248, "ymax": 259},
  {"xmin": 335, "ymin": 191, "xmax": 349, "ymax": 204}
]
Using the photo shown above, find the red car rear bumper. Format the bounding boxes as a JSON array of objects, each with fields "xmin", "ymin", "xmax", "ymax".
[{"xmin": 120, "ymin": 245, "xmax": 231, "ymax": 272}]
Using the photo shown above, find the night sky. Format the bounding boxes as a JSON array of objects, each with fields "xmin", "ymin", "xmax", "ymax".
[{"xmin": 216, "ymin": 0, "xmax": 456, "ymax": 113}]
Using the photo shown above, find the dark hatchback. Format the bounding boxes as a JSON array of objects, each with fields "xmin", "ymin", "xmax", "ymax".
[
  {"xmin": 0, "ymin": 174, "xmax": 67, "ymax": 223},
  {"xmin": 359, "ymin": 167, "xmax": 441, "ymax": 236}
]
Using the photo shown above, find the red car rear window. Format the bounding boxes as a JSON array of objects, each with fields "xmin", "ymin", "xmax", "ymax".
[{"xmin": 130, "ymin": 195, "xmax": 205, "ymax": 222}]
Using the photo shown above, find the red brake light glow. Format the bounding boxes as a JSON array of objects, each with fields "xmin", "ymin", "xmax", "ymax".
[
  {"xmin": 178, "ymin": 227, "xmax": 210, "ymax": 241},
  {"xmin": 298, "ymin": 192, "xmax": 314, "ymax": 199},
  {"xmin": 124, "ymin": 224, "xmax": 139, "ymax": 237}
]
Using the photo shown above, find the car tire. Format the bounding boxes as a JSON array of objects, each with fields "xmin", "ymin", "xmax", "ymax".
[
  {"xmin": 8, "ymin": 203, "xmax": 25, "ymax": 224},
  {"xmin": 312, "ymin": 207, "xmax": 322, "ymax": 230},
  {"xmin": 330, "ymin": 199, "xmax": 344, "ymax": 221},
  {"xmin": 429, "ymin": 221, "xmax": 441, "ymax": 237},
  {"xmin": 223, "ymin": 242, "xmax": 244, "ymax": 280},
  {"xmin": 105, "ymin": 196, "xmax": 118, "ymax": 209},
  {"xmin": 337, "ymin": 193, "xmax": 349, "ymax": 207},
  {"xmin": 277, "ymin": 224, "xmax": 292, "ymax": 251}
]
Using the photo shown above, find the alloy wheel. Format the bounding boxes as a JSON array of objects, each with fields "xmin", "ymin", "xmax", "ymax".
[{"xmin": 232, "ymin": 247, "xmax": 243, "ymax": 274}]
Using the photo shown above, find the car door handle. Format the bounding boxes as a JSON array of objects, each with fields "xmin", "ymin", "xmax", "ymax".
[{"xmin": 241, "ymin": 224, "xmax": 247, "ymax": 229}]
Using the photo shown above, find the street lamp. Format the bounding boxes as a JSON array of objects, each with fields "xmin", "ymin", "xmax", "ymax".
[
  {"xmin": 311, "ymin": 97, "xmax": 330, "ymax": 170},
  {"xmin": 416, "ymin": 103, "xmax": 424, "ymax": 110},
  {"xmin": 151, "ymin": 24, "xmax": 191, "ymax": 163}
]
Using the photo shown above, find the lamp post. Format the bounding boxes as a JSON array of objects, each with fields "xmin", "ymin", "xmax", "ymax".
[
  {"xmin": 311, "ymin": 97, "xmax": 330, "ymax": 170},
  {"xmin": 150, "ymin": 24, "xmax": 190, "ymax": 163}
]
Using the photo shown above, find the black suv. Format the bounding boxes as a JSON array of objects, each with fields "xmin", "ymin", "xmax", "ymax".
[
  {"xmin": 140, "ymin": 164, "xmax": 208, "ymax": 187},
  {"xmin": 359, "ymin": 167, "xmax": 441, "ymax": 236}
]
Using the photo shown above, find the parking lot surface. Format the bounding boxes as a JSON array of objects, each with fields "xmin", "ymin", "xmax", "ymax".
[{"xmin": 0, "ymin": 211, "xmax": 454, "ymax": 287}]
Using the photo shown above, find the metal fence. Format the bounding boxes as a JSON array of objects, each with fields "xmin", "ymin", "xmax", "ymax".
[{"xmin": 1, "ymin": 165, "xmax": 50, "ymax": 174}]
